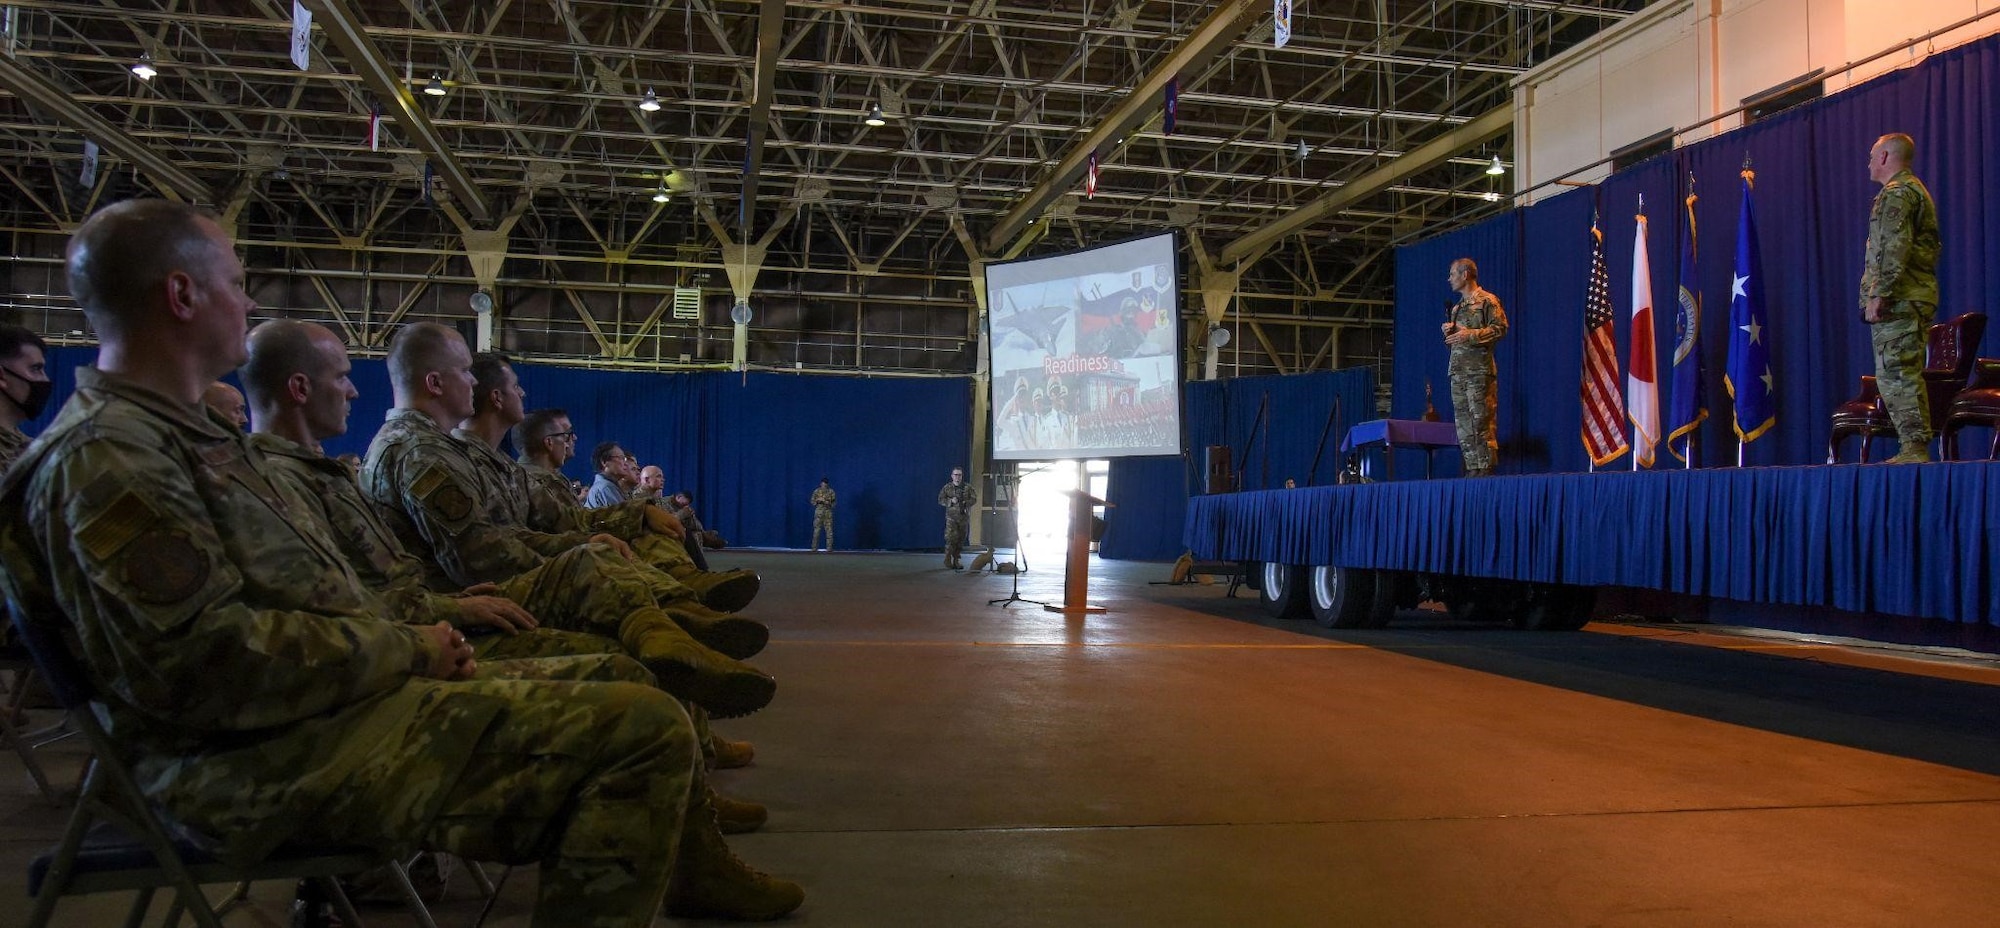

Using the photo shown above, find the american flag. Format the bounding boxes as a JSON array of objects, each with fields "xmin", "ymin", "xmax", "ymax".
[{"xmin": 1581, "ymin": 220, "xmax": 1629, "ymax": 466}]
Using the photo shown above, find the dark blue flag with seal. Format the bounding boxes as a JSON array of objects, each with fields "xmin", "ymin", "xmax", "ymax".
[{"xmin": 1667, "ymin": 175, "xmax": 1706, "ymax": 462}]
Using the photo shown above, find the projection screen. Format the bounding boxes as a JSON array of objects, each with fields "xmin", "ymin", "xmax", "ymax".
[{"xmin": 984, "ymin": 231, "xmax": 1183, "ymax": 461}]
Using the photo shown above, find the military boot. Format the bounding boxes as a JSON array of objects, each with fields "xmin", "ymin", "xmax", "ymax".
[
  {"xmin": 669, "ymin": 566, "xmax": 762, "ymax": 613},
  {"xmin": 666, "ymin": 788, "xmax": 804, "ymax": 921},
  {"xmin": 663, "ymin": 603, "xmax": 770, "ymax": 660},
  {"xmin": 712, "ymin": 788, "xmax": 768, "ymax": 834},
  {"xmin": 620, "ymin": 608, "xmax": 776, "ymax": 719},
  {"xmin": 708, "ymin": 736, "xmax": 756, "ymax": 770},
  {"xmin": 1885, "ymin": 447, "xmax": 1931, "ymax": 464}
]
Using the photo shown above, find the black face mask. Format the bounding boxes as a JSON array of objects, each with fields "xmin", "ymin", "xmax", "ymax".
[{"xmin": 4, "ymin": 371, "xmax": 50, "ymax": 419}]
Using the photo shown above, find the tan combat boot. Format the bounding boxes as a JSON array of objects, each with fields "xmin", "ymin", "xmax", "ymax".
[
  {"xmin": 620, "ymin": 608, "xmax": 776, "ymax": 719},
  {"xmin": 664, "ymin": 603, "xmax": 770, "ymax": 660},
  {"xmin": 670, "ymin": 566, "xmax": 762, "ymax": 613},
  {"xmin": 708, "ymin": 736, "xmax": 756, "ymax": 770},
  {"xmin": 712, "ymin": 788, "xmax": 768, "ymax": 834},
  {"xmin": 666, "ymin": 788, "xmax": 804, "ymax": 921}
]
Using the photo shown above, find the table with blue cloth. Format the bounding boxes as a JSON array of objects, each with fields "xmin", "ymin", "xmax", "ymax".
[{"xmin": 1339, "ymin": 419, "xmax": 1460, "ymax": 481}]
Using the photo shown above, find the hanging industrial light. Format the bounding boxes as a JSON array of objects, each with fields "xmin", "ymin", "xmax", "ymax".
[
  {"xmin": 1486, "ymin": 155, "xmax": 1506, "ymax": 176},
  {"xmin": 652, "ymin": 183, "xmax": 671, "ymax": 204},
  {"xmin": 639, "ymin": 88, "xmax": 661, "ymax": 112},
  {"xmin": 1294, "ymin": 139, "xmax": 1309, "ymax": 161},
  {"xmin": 131, "ymin": 54, "xmax": 158, "ymax": 81},
  {"xmin": 864, "ymin": 102, "xmax": 887, "ymax": 127},
  {"xmin": 424, "ymin": 73, "xmax": 447, "ymax": 96}
]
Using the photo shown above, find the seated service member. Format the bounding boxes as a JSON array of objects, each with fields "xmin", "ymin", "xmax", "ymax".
[
  {"xmin": 0, "ymin": 199, "xmax": 722, "ymax": 926},
  {"xmin": 241, "ymin": 318, "xmax": 785, "ymax": 868},
  {"xmin": 360, "ymin": 324, "xmax": 775, "ymax": 718}
]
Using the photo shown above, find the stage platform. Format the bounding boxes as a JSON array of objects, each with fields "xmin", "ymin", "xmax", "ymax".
[{"xmin": 1185, "ymin": 460, "xmax": 2000, "ymax": 625}]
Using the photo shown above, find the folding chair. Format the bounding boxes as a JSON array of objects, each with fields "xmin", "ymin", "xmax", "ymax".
[
  {"xmin": 1, "ymin": 640, "xmax": 76, "ymax": 804},
  {"xmin": 7, "ymin": 600, "xmax": 431, "ymax": 928}
]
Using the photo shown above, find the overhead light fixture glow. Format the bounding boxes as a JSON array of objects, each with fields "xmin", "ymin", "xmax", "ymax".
[
  {"xmin": 1486, "ymin": 155, "xmax": 1506, "ymax": 176},
  {"xmin": 652, "ymin": 184, "xmax": 671, "ymax": 204},
  {"xmin": 639, "ymin": 88, "xmax": 661, "ymax": 112},
  {"xmin": 424, "ymin": 74, "xmax": 447, "ymax": 97},
  {"xmin": 131, "ymin": 54, "xmax": 157, "ymax": 81},
  {"xmin": 864, "ymin": 102, "xmax": 887, "ymax": 127},
  {"xmin": 1482, "ymin": 191, "xmax": 1501, "ymax": 202},
  {"xmin": 1208, "ymin": 324, "xmax": 1231, "ymax": 348},
  {"xmin": 1294, "ymin": 139, "xmax": 1309, "ymax": 161}
]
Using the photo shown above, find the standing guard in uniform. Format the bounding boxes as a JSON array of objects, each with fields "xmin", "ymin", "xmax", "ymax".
[
  {"xmin": 938, "ymin": 466, "xmax": 978, "ymax": 570},
  {"xmin": 1441, "ymin": 257, "xmax": 1509, "ymax": 477},
  {"xmin": 810, "ymin": 478, "xmax": 836, "ymax": 552},
  {"xmin": 1860, "ymin": 132, "xmax": 1943, "ymax": 464}
]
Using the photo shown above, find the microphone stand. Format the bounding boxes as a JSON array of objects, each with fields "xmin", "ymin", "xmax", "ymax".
[{"xmin": 987, "ymin": 470, "xmax": 1051, "ymax": 608}]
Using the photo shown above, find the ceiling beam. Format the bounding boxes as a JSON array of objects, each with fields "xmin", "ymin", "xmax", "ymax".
[
  {"xmin": 304, "ymin": 0, "xmax": 490, "ymax": 223},
  {"xmin": 0, "ymin": 53, "xmax": 217, "ymax": 205},
  {"xmin": 737, "ymin": 0, "xmax": 787, "ymax": 237},
  {"xmin": 1221, "ymin": 105, "xmax": 1512, "ymax": 267},
  {"xmin": 982, "ymin": 0, "xmax": 1262, "ymax": 254}
]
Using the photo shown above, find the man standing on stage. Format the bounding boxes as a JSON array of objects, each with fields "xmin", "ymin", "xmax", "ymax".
[
  {"xmin": 1861, "ymin": 132, "xmax": 1941, "ymax": 464},
  {"xmin": 937, "ymin": 467, "xmax": 978, "ymax": 570},
  {"xmin": 1441, "ymin": 257, "xmax": 1508, "ymax": 477}
]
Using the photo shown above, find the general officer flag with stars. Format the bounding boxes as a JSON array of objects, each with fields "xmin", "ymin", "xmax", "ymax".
[{"xmin": 1726, "ymin": 163, "xmax": 1776, "ymax": 445}]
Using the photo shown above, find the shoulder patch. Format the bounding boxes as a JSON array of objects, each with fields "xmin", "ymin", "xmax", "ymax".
[
  {"xmin": 413, "ymin": 464, "xmax": 474, "ymax": 522},
  {"xmin": 71, "ymin": 472, "xmax": 164, "ymax": 562},
  {"xmin": 118, "ymin": 527, "xmax": 210, "ymax": 604},
  {"xmin": 411, "ymin": 465, "xmax": 450, "ymax": 500}
]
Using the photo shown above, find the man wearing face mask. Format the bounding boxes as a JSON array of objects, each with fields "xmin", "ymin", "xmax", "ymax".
[{"xmin": 0, "ymin": 325, "xmax": 52, "ymax": 470}]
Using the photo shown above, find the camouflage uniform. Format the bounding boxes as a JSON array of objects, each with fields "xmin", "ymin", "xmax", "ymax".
[
  {"xmin": 517, "ymin": 460, "xmax": 751, "ymax": 610},
  {"xmin": 363, "ymin": 409, "xmax": 772, "ymax": 717},
  {"xmin": 253, "ymin": 432, "xmax": 632, "ymax": 663},
  {"xmin": 1861, "ymin": 167, "xmax": 1942, "ymax": 452},
  {"xmin": 937, "ymin": 480, "xmax": 978, "ymax": 568},
  {"xmin": 0, "ymin": 425, "xmax": 28, "ymax": 472},
  {"xmin": 0, "ymin": 369, "xmax": 696, "ymax": 925},
  {"xmin": 1446, "ymin": 287, "xmax": 1508, "ymax": 474},
  {"xmin": 810, "ymin": 485, "xmax": 836, "ymax": 551}
]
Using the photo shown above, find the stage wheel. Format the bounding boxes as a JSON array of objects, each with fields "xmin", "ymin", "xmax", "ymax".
[
  {"xmin": 1363, "ymin": 570, "xmax": 1406, "ymax": 628},
  {"xmin": 1308, "ymin": 565, "xmax": 1375, "ymax": 628},
  {"xmin": 1258, "ymin": 563, "xmax": 1311, "ymax": 619}
]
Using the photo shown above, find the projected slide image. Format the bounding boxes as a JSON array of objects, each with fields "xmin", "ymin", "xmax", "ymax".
[{"xmin": 985, "ymin": 232, "xmax": 1183, "ymax": 460}]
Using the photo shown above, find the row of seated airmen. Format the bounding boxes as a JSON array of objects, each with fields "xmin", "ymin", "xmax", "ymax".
[{"xmin": 0, "ymin": 199, "xmax": 804, "ymax": 924}]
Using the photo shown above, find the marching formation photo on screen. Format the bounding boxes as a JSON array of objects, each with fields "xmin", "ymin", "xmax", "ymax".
[{"xmin": 985, "ymin": 232, "xmax": 1184, "ymax": 461}]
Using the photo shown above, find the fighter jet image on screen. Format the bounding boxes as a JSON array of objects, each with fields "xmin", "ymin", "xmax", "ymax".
[{"xmin": 994, "ymin": 294, "xmax": 1071, "ymax": 355}]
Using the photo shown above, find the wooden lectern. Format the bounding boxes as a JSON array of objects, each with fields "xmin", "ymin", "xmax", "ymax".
[{"xmin": 1045, "ymin": 489, "xmax": 1111, "ymax": 614}]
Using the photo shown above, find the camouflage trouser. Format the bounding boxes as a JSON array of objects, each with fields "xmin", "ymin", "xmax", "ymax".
[
  {"xmin": 471, "ymin": 627, "xmax": 626, "ymax": 662},
  {"xmin": 943, "ymin": 516, "xmax": 967, "ymax": 565},
  {"xmin": 1872, "ymin": 300, "xmax": 1935, "ymax": 448},
  {"xmin": 302, "ymin": 678, "xmax": 697, "ymax": 927},
  {"xmin": 811, "ymin": 509, "xmax": 833, "ymax": 550},
  {"xmin": 491, "ymin": 544, "xmax": 706, "ymax": 670},
  {"xmin": 1449, "ymin": 364, "xmax": 1498, "ymax": 473}
]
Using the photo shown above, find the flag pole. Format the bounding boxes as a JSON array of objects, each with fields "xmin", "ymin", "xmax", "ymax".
[{"xmin": 1633, "ymin": 193, "xmax": 1644, "ymax": 472}]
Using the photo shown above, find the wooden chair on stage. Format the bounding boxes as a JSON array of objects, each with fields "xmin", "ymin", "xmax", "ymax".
[
  {"xmin": 1828, "ymin": 311, "xmax": 1986, "ymax": 463},
  {"xmin": 1942, "ymin": 357, "xmax": 2000, "ymax": 459}
]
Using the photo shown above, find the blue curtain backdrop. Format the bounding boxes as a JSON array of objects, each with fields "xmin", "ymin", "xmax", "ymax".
[
  {"xmin": 1100, "ymin": 368, "xmax": 1375, "ymax": 561},
  {"xmin": 1395, "ymin": 33, "xmax": 2000, "ymax": 472}
]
